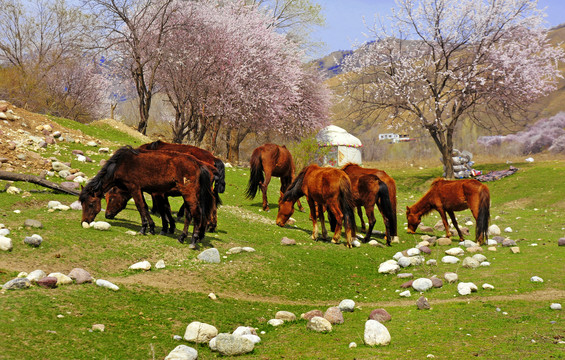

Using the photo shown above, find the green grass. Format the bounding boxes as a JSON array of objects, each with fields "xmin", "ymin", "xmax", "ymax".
[{"xmin": 1, "ymin": 120, "xmax": 564, "ymax": 359}]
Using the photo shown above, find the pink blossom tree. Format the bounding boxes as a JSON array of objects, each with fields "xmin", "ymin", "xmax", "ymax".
[{"xmin": 342, "ymin": 0, "xmax": 564, "ymax": 178}]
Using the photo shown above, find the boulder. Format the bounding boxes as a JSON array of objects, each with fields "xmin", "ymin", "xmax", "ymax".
[
  {"xmin": 368, "ymin": 309, "xmax": 391, "ymax": 323},
  {"xmin": 164, "ymin": 345, "xmax": 198, "ymax": 360},
  {"xmin": 275, "ymin": 311, "xmax": 296, "ymax": 321},
  {"xmin": 215, "ymin": 333, "xmax": 254, "ymax": 356},
  {"xmin": 324, "ymin": 306, "xmax": 344, "ymax": 324},
  {"xmin": 37, "ymin": 277, "xmax": 58, "ymax": 289},
  {"xmin": 416, "ymin": 295, "xmax": 431, "ymax": 310},
  {"xmin": 68, "ymin": 268, "xmax": 93, "ymax": 284},
  {"xmin": 412, "ymin": 278, "xmax": 433, "ymax": 292},
  {"xmin": 307, "ymin": 316, "xmax": 332, "ymax": 332},
  {"xmin": 339, "ymin": 299, "xmax": 355, "ymax": 312},
  {"xmin": 183, "ymin": 321, "xmax": 218, "ymax": 343},
  {"xmin": 364, "ymin": 320, "xmax": 391, "ymax": 346},
  {"xmin": 197, "ymin": 248, "xmax": 220, "ymax": 263},
  {"xmin": 301, "ymin": 310, "xmax": 323, "ymax": 321}
]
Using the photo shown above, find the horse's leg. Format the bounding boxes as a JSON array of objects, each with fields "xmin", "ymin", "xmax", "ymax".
[
  {"xmin": 328, "ymin": 203, "xmax": 344, "ymax": 246},
  {"xmin": 357, "ymin": 205, "xmax": 366, "ymax": 232},
  {"xmin": 447, "ymin": 210, "xmax": 464, "ymax": 241},
  {"xmin": 260, "ymin": 171, "xmax": 272, "ymax": 212},
  {"xmin": 162, "ymin": 195, "xmax": 175, "ymax": 235},
  {"xmin": 176, "ymin": 203, "xmax": 185, "ymax": 222},
  {"xmin": 307, "ymin": 198, "xmax": 318, "ymax": 241},
  {"xmin": 437, "ymin": 208, "xmax": 451, "ymax": 238},
  {"xmin": 364, "ymin": 205, "xmax": 377, "ymax": 243},
  {"xmin": 131, "ymin": 189, "xmax": 155, "ymax": 235},
  {"xmin": 318, "ymin": 203, "xmax": 328, "ymax": 240}
]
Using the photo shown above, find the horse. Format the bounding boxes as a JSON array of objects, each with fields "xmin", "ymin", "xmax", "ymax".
[
  {"xmin": 276, "ymin": 164, "xmax": 356, "ymax": 248},
  {"xmin": 104, "ymin": 148, "xmax": 220, "ymax": 234},
  {"xmin": 138, "ymin": 140, "xmax": 225, "ymax": 221},
  {"xmin": 245, "ymin": 143, "xmax": 303, "ymax": 212},
  {"xmin": 79, "ymin": 146, "xmax": 215, "ymax": 249},
  {"xmin": 341, "ymin": 163, "xmax": 398, "ymax": 242},
  {"xmin": 406, "ymin": 178, "xmax": 490, "ymax": 245}
]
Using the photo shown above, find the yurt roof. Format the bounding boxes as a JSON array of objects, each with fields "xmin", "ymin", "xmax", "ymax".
[{"xmin": 316, "ymin": 125, "xmax": 363, "ymax": 148}]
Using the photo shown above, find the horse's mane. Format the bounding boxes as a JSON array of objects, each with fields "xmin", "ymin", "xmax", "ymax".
[
  {"xmin": 409, "ymin": 177, "xmax": 445, "ymax": 217},
  {"xmin": 143, "ymin": 140, "xmax": 165, "ymax": 150},
  {"xmin": 282, "ymin": 166, "xmax": 307, "ymax": 201},
  {"xmin": 341, "ymin": 162, "xmax": 360, "ymax": 171},
  {"xmin": 79, "ymin": 146, "xmax": 138, "ymax": 202}
]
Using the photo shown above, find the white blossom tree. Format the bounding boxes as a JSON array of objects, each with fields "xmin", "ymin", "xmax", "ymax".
[{"xmin": 342, "ymin": 0, "xmax": 564, "ymax": 177}]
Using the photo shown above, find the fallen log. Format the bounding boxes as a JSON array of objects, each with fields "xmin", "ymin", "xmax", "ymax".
[{"xmin": 0, "ymin": 170, "xmax": 80, "ymax": 196}]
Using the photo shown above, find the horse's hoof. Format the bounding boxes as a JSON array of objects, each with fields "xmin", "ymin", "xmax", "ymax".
[
  {"xmin": 178, "ymin": 236, "xmax": 185, "ymax": 244},
  {"xmin": 188, "ymin": 243, "xmax": 199, "ymax": 250},
  {"xmin": 149, "ymin": 229, "xmax": 156, "ymax": 235},
  {"xmin": 168, "ymin": 228, "xmax": 175, "ymax": 234}
]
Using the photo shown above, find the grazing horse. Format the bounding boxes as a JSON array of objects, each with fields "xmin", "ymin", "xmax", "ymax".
[
  {"xmin": 341, "ymin": 163, "xmax": 398, "ymax": 242},
  {"xmin": 79, "ymin": 146, "xmax": 214, "ymax": 249},
  {"xmin": 139, "ymin": 140, "xmax": 225, "ymax": 222},
  {"xmin": 406, "ymin": 178, "xmax": 490, "ymax": 245},
  {"xmin": 276, "ymin": 164, "xmax": 356, "ymax": 248},
  {"xmin": 245, "ymin": 143, "xmax": 303, "ymax": 212}
]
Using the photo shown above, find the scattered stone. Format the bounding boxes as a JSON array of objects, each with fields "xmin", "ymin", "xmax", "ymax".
[
  {"xmin": 430, "ymin": 277, "xmax": 443, "ymax": 288},
  {"xmin": 215, "ymin": 333, "xmax": 254, "ymax": 356},
  {"xmin": 164, "ymin": 345, "xmax": 198, "ymax": 360},
  {"xmin": 368, "ymin": 309, "xmax": 391, "ymax": 323},
  {"xmin": 197, "ymin": 248, "xmax": 220, "ymax": 263},
  {"xmin": 208, "ymin": 293, "xmax": 217, "ymax": 300},
  {"xmin": 530, "ymin": 276, "xmax": 543, "ymax": 283},
  {"xmin": 502, "ymin": 239, "xmax": 517, "ymax": 247},
  {"xmin": 472, "ymin": 254, "xmax": 487, "ymax": 263},
  {"xmin": 27, "ymin": 270, "xmax": 47, "ymax": 283},
  {"xmin": 369, "ymin": 240, "xmax": 384, "ymax": 247},
  {"xmin": 352, "ymin": 240, "xmax": 361, "ymax": 247},
  {"xmin": 441, "ymin": 255, "xmax": 460, "ymax": 264},
  {"xmin": 232, "ymin": 326, "xmax": 256, "ymax": 337},
  {"xmin": 0, "ymin": 236, "xmax": 13, "ymax": 251},
  {"xmin": 92, "ymin": 221, "xmax": 111, "ymax": 231},
  {"xmin": 488, "ymin": 225, "xmax": 501, "ymax": 236},
  {"xmin": 364, "ymin": 320, "xmax": 391, "ymax": 346},
  {"xmin": 267, "ymin": 319, "xmax": 284, "ymax": 327},
  {"xmin": 339, "ymin": 299, "xmax": 355, "ymax": 312},
  {"xmin": 445, "ymin": 247, "xmax": 464, "ymax": 256},
  {"xmin": 482, "ymin": 283, "xmax": 494, "ymax": 290},
  {"xmin": 68, "ymin": 268, "xmax": 92, "ymax": 284},
  {"xmin": 462, "ymin": 257, "xmax": 480, "ymax": 269},
  {"xmin": 398, "ymin": 257, "xmax": 412, "ymax": 268},
  {"xmin": 437, "ymin": 237, "xmax": 452, "ymax": 246},
  {"xmin": 275, "ymin": 311, "xmax": 296, "ymax": 321},
  {"xmin": 129, "ymin": 260, "xmax": 151, "ymax": 271},
  {"xmin": 488, "ymin": 246, "xmax": 497, "ymax": 252},
  {"xmin": 37, "ymin": 277, "xmax": 58, "ymax": 289},
  {"xmin": 406, "ymin": 248, "xmax": 420, "ymax": 256},
  {"xmin": 125, "ymin": 230, "xmax": 137, "ymax": 236},
  {"xmin": 17, "ymin": 272, "xmax": 28, "ymax": 278},
  {"xmin": 47, "ymin": 272, "xmax": 73, "ymax": 285},
  {"xmin": 400, "ymin": 280, "xmax": 414, "ymax": 288},
  {"xmin": 418, "ymin": 225, "xmax": 434, "ymax": 233},
  {"xmin": 480, "ymin": 261, "xmax": 491, "ymax": 267},
  {"xmin": 416, "ymin": 295, "xmax": 431, "ymax": 310},
  {"xmin": 301, "ymin": 310, "xmax": 323, "ymax": 321},
  {"xmin": 92, "ymin": 324, "xmax": 105, "ymax": 332},
  {"xmin": 510, "ymin": 247, "xmax": 520, "ymax": 254},
  {"xmin": 412, "ymin": 278, "xmax": 433, "ymax": 292},
  {"xmin": 280, "ymin": 237, "xmax": 296, "ymax": 245},
  {"xmin": 24, "ymin": 234, "xmax": 43, "ymax": 247},
  {"xmin": 242, "ymin": 247, "xmax": 256, "ymax": 252},
  {"xmin": 2, "ymin": 278, "xmax": 31, "ymax": 290},
  {"xmin": 307, "ymin": 316, "xmax": 332, "ymax": 332},
  {"xmin": 0, "ymin": 228, "xmax": 9, "ymax": 236},
  {"xmin": 227, "ymin": 247, "xmax": 243, "ymax": 254},
  {"xmin": 444, "ymin": 272, "xmax": 458, "ymax": 284},
  {"xmin": 504, "ymin": 227, "xmax": 513, "ymax": 233},
  {"xmin": 349, "ymin": 342, "xmax": 357, "ymax": 348},
  {"xmin": 24, "ymin": 219, "xmax": 43, "ymax": 228},
  {"xmin": 558, "ymin": 238, "xmax": 565, "ymax": 246},
  {"xmin": 183, "ymin": 321, "xmax": 218, "ymax": 343},
  {"xmin": 466, "ymin": 246, "xmax": 483, "ymax": 253},
  {"xmin": 324, "ymin": 307, "xmax": 344, "ymax": 324},
  {"xmin": 7, "ymin": 186, "xmax": 22, "ymax": 194},
  {"xmin": 399, "ymin": 290, "xmax": 411, "ymax": 297},
  {"xmin": 426, "ymin": 259, "xmax": 437, "ymax": 266},
  {"xmin": 378, "ymin": 261, "xmax": 400, "ymax": 274},
  {"xmin": 397, "ymin": 273, "xmax": 413, "ymax": 279},
  {"xmin": 155, "ymin": 260, "xmax": 165, "ymax": 269},
  {"xmin": 96, "ymin": 279, "xmax": 119, "ymax": 291},
  {"xmin": 457, "ymin": 282, "xmax": 478, "ymax": 295},
  {"xmin": 419, "ymin": 246, "xmax": 432, "ymax": 254},
  {"xmin": 550, "ymin": 303, "xmax": 562, "ymax": 310}
]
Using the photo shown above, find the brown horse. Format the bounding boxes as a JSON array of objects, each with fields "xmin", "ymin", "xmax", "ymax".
[
  {"xmin": 341, "ymin": 163, "xmax": 398, "ymax": 242},
  {"xmin": 79, "ymin": 146, "xmax": 215, "ymax": 249},
  {"xmin": 245, "ymin": 143, "xmax": 303, "ymax": 212},
  {"xmin": 276, "ymin": 164, "xmax": 356, "ymax": 248},
  {"xmin": 406, "ymin": 178, "xmax": 490, "ymax": 245}
]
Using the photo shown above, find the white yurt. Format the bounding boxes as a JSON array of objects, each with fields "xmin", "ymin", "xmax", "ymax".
[{"xmin": 316, "ymin": 125, "xmax": 363, "ymax": 167}]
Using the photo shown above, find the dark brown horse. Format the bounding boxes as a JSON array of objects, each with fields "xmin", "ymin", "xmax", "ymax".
[
  {"xmin": 276, "ymin": 164, "xmax": 356, "ymax": 248},
  {"xmin": 406, "ymin": 178, "xmax": 490, "ymax": 245},
  {"xmin": 341, "ymin": 163, "xmax": 398, "ymax": 242},
  {"xmin": 79, "ymin": 146, "xmax": 215, "ymax": 249},
  {"xmin": 245, "ymin": 143, "xmax": 303, "ymax": 212}
]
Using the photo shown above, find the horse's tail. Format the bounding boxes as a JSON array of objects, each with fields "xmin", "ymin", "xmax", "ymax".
[
  {"xmin": 245, "ymin": 150, "xmax": 264, "ymax": 199},
  {"xmin": 476, "ymin": 184, "xmax": 490, "ymax": 245},
  {"xmin": 283, "ymin": 167, "xmax": 306, "ymax": 201},
  {"xmin": 375, "ymin": 178, "xmax": 396, "ymax": 244},
  {"xmin": 339, "ymin": 176, "xmax": 356, "ymax": 239},
  {"xmin": 198, "ymin": 166, "xmax": 215, "ymax": 229},
  {"xmin": 214, "ymin": 159, "xmax": 226, "ymax": 194}
]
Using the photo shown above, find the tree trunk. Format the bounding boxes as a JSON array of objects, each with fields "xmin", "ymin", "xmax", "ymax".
[
  {"xmin": 427, "ymin": 125, "xmax": 455, "ymax": 179},
  {"xmin": 226, "ymin": 128, "xmax": 239, "ymax": 163},
  {"xmin": 0, "ymin": 171, "xmax": 80, "ymax": 196}
]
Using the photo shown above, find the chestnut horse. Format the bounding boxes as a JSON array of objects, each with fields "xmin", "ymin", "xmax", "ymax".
[
  {"xmin": 341, "ymin": 163, "xmax": 398, "ymax": 242},
  {"xmin": 245, "ymin": 143, "xmax": 303, "ymax": 212},
  {"xmin": 406, "ymin": 178, "xmax": 490, "ymax": 245},
  {"xmin": 79, "ymin": 146, "xmax": 214, "ymax": 249},
  {"xmin": 276, "ymin": 164, "xmax": 356, "ymax": 248}
]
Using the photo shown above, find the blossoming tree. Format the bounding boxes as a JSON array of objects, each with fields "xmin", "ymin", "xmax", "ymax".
[{"xmin": 342, "ymin": 0, "xmax": 564, "ymax": 177}]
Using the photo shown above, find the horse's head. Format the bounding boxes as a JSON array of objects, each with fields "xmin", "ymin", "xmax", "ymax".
[
  {"xmin": 104, "ymin": 187, "xmax": 130, "ymax": 219},
  {"xmin": 276, "ymin": 197, "xmax": 295, "ymax": 227},
  {"xmin": 80, "ymin": 190, "xmax": 102, "ymax": 224},
  {"xmin": 405, "ymin": 206, "xmax": 420, "ymax": 234}
]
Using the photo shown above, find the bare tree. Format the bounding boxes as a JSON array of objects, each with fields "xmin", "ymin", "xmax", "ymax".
[{"xmin": 342, "ymin": 0, "xmax": 564, "ymax": 178}]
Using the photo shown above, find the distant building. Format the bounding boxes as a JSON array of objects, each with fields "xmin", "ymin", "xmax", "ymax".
[
  {"xmin": 316, "ymin": 125, "xmax": 362, "ymax": 167},
  {"xmin": 378, "ymin": 133, "xmax": 413, "ymax": 143}
]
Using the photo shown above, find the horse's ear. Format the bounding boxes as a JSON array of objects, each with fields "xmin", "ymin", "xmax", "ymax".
[{"xmin": 406, "ymin": 206, "xmax": 410, "ymax": 213}]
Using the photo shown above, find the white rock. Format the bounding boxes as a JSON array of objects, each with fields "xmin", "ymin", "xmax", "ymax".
[
  {"xmin": 441, "ymin": 255, "xmax": 460, "ymax": 264},
  {"xmin": 125, "ymin": 230, "xmax": 137, "ymax": 235},
  {"xmin": 397, "ymin": 257, "xmax": 412, "ymax": 268},
  {"xmin": 306, "ymin": 316, "xmax": 332, "ymax": 332},
  {"xmin": 457, "ymin": 282, "xmax": 478, "ymax": 296},
  {"xmin": 0, "ymin": 229, "xmax": 10, "ymax": 236},
  {"xmin": 155, "ymin": 259, "xmax": 165, "ymax": 269},
  {"xmin": 482, "ymin": 283, "xmax": 494, "ymax": 290},
  {"xmin": 7, "ymin": 186, "xmax": 21, "ymax": 194},
  {"xmin": 339, "ymin": 299, "xmax": 355, "ymax": 312},
  {"xmin": 444, "ymin": 272, "xmax": 458, "ymax": 284},
  {"xmin": 426, "ymin": 259, "xmax": 437, "ymax": 266},
  {"xmin": 462, "ymin": 240, "xmax": 478, "ymax": 248},
  {"xmin": 242, "ymin": 247, "xmax": 255, "ymax": 252},
  {"xmin": 183, "ymin": 321, "xmax": 218, "ymax": 343},
  {"xmin": 92, "ymin": 221, "xmax": 111, "ymax": 231},
  {"xmin": 352, "ymin": 240, "xmax": 361, "ymax": 247},
  {"xmin": 462, "ymin": 257, "xmax": 480, "ymax": 269},
  {"xmin": 241, "ymin": 334, "xmax": 261, "ymax": 344},
  {"xmin": 209, "ymin": 337, "xmax": 217, "ymax": 351},
  {"xmin": 406, "ymin": 248, "xmax": 420, "ymax": 256},
  {"xmin": 48, "ymin": 201, "xmax": 62, "ymax": 209},
  {"xmin": 472, "ymin": 254, "xmax": 487, "ymax": 263},
  {"xmin": 48, "ymin": 272, "xmax": 73, "ymax": 285},
  {"xmin": 488, "ymin": 225, "xmax": 501, "ymax": 236},
  {"xmin": 487, "ymin": 239, "xmax": 498, "ymax": 246},
  {"xmin": 27, "ymin": 270, "xmax": 47, "ymax": 283},
  {"xmin": 412, "ymin": 278, "xmax": 433, "ymax": 292},
  {"xmin": 525, "ymin": 157, "xmax": 534, "ymax": 162},
  {"xmin": 368, "ymin": 240, "xmax": 380, "ymax": 246},
  {"xmin": 17, "ymin": 272, "xmax": 28, "ymax": 278},
  {"xmin": 82, "ymin": 222, "xmax": 91, "ymax": 229},
  {"xmin": 399, "ymin": 290, "xmax": 411, "ymax": 297},
  {"xmin": 480, "ymin": 261, "xmax": 491, "ymax": 267},
  {"xmin": 232, "ymin": 326, "xmax": 254, "ymax": 337},
  {"xmin": 504, "ymin": 227, "xmax": 513, "ymax": 233},
  {"xmin": 410, "ymin": 256, "xmax": 424, "ymax": 266},
  {"xmin": 445, "ymin": 247, "xmax": 465, "ymax": 256},
  {"xmin": 378, "ymin": 261, "xmax": 400, "ymax": 274},
  {"xmin": 349, "ymin": 342, "xmax": 357, "ymax": 348},
  {"xmin": 0, "ymin": 236, "xmax": 13, "ymax": 251},
  {"xmin": 465, "ymin": 221, "xmax": 474, "ymax": 226},
  {"xmin": 96, "ymin": 279, "xmax": 119, "ymax": 291},
  {"xmin": 275, "ymin": 311, "xmax": 296, "ymax": 321},
  {"xmin": 393, "ymin": 252, "xmax": 404, "ymax": 261},
  {"xmin": 530, "ymin": 276, "xmax": 544, "ymax": 283},
  {"xmin": 364, "ymin": 320, "xmax": 391, "ymax": 346},
  {"xmin": 550, "ymin": 303, "xmax": 562, "ymax": 310},
  {"xmin": 267, "ymin": 319, "xmax": 284, "ymax": 326},
  {"xmin": 129, "ymin": 260, "xmax": 151, "ymax": 271},
  {"xmin": 164, "ymin": 345, "xmax": 198, "ymax": 360},
  {"xmin": 208, "ymin": 293, "xmax": 217, "ymax": 300}
]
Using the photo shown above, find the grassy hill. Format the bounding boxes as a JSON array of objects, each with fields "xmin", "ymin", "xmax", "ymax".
[{"xmin": 0, "ymin": 116, "xmax": 564, "ymax": 359}]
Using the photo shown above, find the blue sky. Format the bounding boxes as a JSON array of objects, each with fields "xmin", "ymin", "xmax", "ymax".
[{"xmin": 311, "ymin": 0, "xmax": 565, "ymax": 58}]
